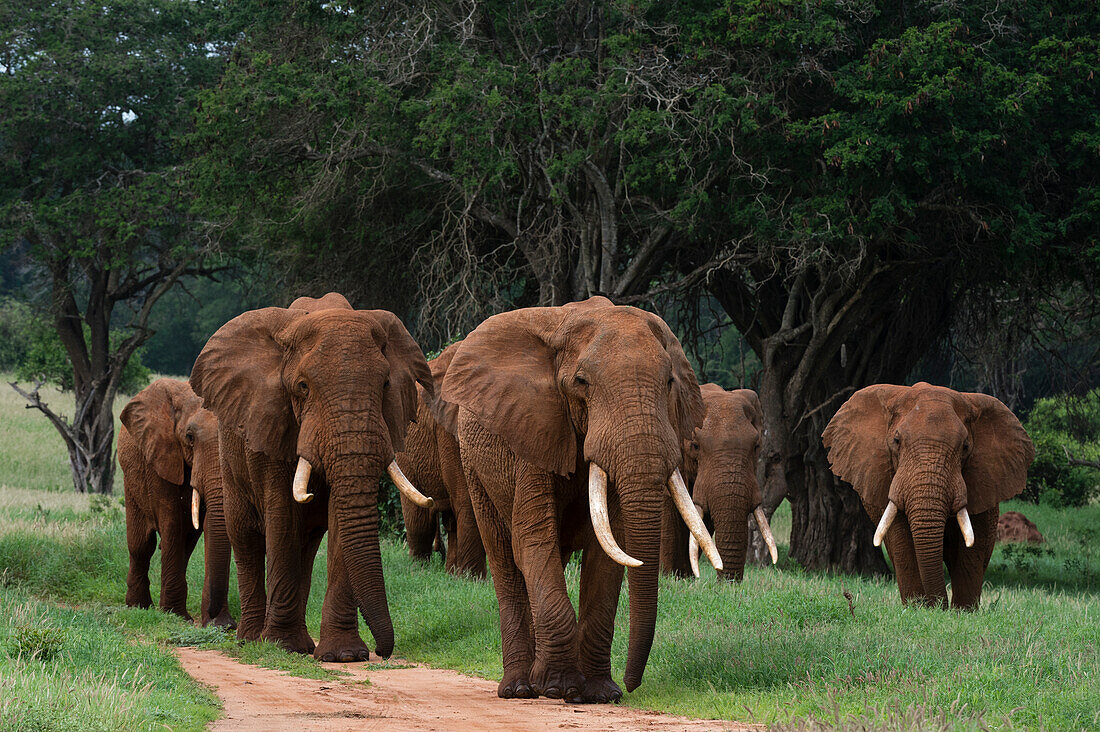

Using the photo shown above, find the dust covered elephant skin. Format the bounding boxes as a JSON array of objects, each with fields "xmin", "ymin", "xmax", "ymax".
[
  {"xmin": 119, "ymin": 378, "xmax": 234, "ymax": 627},
  {"xmin": 437, "ymin": 297, "xmax": 715, "ymax": 703},
  {"xmin": 660, "ymin": 384, "xmax": 777, "ymax": 581},
  {"xmin": 823, "ymin": 382, "xmax": 1034, "ymax": 609},
  {"xmin": 395, "ymin": 343, "xmax": 486, "ymax": 579},
  {"xmin": 190, "ymin": 293, "xmax": 432, "ymax": 661}
]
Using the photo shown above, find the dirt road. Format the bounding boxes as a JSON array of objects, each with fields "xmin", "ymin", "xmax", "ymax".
[{"xmin": 175, "ymin": 647, "xmax": 756, "ymax": 731}]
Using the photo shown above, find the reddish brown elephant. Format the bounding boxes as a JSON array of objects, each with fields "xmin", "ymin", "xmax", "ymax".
[
  {"xmin": 660, "ymin": 384, "xmax": 777, "ymax": 581},
  {"xmin": 823, "ymin": 382, "xmax": 1034, "ymax": 609},
  {"xmin": 119, "ymin": 378, "xmax": 234, "ymax": 627},
  {"xmin": 395, "ymin": 343, "xmax": 486, "ymax": 579},
  {"xmin": 436, "ymin": 297, "xmax": 721, "ymax": 703},
  {"xmin": 190, "ymin": 293, "xmax": 432, "ymax": 661}
]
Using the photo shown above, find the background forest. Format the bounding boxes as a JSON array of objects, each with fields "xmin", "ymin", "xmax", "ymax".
[{"xmin": 1, "ymin": 0, "xmax": 1098, "ymax": 574}]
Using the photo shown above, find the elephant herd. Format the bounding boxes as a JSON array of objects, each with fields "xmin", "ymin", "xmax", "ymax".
[{"xmin": 119, "ymin": 293, "xmax": 1033, "ymax": 703}]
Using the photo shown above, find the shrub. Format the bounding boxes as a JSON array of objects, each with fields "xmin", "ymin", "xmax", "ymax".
[
  {"xmin": 1022, "ymin": 389, "xmax": 1100, "ymax": 507},
  {"xmin": 9, "ymin": 626, "xmax": 65, "ymax": 662}
]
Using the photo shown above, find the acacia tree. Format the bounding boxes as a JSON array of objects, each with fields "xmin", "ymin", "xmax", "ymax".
[{"xmin": 0, "ymin": 0, "xmax": 230, "ymax": 493}]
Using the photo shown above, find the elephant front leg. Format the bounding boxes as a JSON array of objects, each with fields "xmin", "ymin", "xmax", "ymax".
[
  {"xmin": 576, "ymin": 534, "xmax": 625, "ymax": 703},
  {"xmin": 512, "ymin": 471, "xmax": 584, "ymax": 701},
  {"xmin": 125, "ymin": 500, "xmax": 156, "ymax": 609},
  {"xmin": 315, "ymin": 520, "xmax": 371, "ymax": 662},
  {"xmin": 230, "ymin": 522, "xmax": 267, "ymax": 642},
  {"xmin": 883, "ymin": 513, "xmax": 924, "ymax": 605},
  {"xmin": 946, "ymin": 506, "xmax": 998, "ymax": 610},
  {"xmin": 261, "ymin": 517, "xmax": 314, "ymax": 655},
  {"xmin": 157, "ymin": 515, "xmax": 194, "ymax": 622},
  {"xmin": 466, "ymin": 469, "xmax": 536, "ymax": 698}
]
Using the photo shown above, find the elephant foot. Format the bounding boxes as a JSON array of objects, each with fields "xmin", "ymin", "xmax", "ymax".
[
  {"xmin": 314, "ymin": 633, "xmax": 371, "ymax": 663},
  {"xmin": 163, "ymin": 606, "xmax": 194, "ymax": 623},
  {"xmin": 531, "ymin": 661, "xmax": 585, "ymax": 700},
  {"xmin": 568, "ymin": 675, "xmax": 622, "ymax": 704},
  {"xmin": 498, "ymin": 672, "xmax": 536, "ymax": 699},
  {"xmin": 203, "ymin": 610, "xmax": 237, "ymax": 630},
  {"xmin": 261, "ymin": 626, "xmax": 316, "ymax": 655}
]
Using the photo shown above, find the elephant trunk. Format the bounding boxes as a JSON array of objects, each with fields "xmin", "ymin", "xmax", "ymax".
[
  {"xmin": 328, "ymin": 446, "xmax": 394, "ymax": 658},
  {"xmin": 904, "ymin": 476, "xmax": 951, "ymax": 608},
  {"xmin": 617, "ymin": 466, "xmax": 667, "ymax": 693},
  {"xmin": 708, "ymin": 489, "xmax": 749, "ymax": 583},
  {"xmin": 199, "ymin": 469, "xmax": 233, "ymax": 627}
]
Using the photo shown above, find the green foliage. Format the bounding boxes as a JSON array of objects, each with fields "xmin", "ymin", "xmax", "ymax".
[
  {"xmin": 1022, "ymin": 389, "xmax": 1100, "ymax": 506},
  {"xmin": 8, "ymin": 626, "xmax": 65, "ymax": 662}
]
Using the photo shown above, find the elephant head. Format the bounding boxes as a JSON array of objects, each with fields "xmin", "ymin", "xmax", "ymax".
[
  {"xmin": 191, "ymin": 293, "xmax": 432, "ymax": 656},
  {"xmin": 684, "ymin": 385, "xmax": 777, "ymax": 581},
  {"xmin": 439, "ymin": 296, "xmax": 711, "ymax": 691},
  {"xmin": 822, "ymin": 382, "xmax": 1034, "ymax": 607},
  {"xmin": 120, "ymin": 378, "xmax": 202, "ymax": 489}
]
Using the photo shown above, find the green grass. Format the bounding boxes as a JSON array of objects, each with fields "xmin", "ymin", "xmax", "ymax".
[{"xmin": 2, "ymin": 373, "xmax": 1099, "ymax": 729}]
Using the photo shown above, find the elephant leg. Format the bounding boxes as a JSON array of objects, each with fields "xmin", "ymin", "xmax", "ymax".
[
  {"xmin": 659, "ymin": 495, "xmax": 691, "ymax": 578},
  {"xmin": 157, "ymin": 514, "xmax": 193, "ymax": 621},
  {"xmin": 512, "ymin": 470, "xmax": 583, "ymax": 701},
  {"xmin": 125, "ymin": 499, "xmax": 156, "ymax": 609},
  {"xmin": 230, "ymin": 523, "xmax": 266, "ymax": 642},
  {"xmin": 316, "ymin": 519, "xmax": 371, "ymax": 662},
  {"xmin": 402, "ymin": 493, "xmax": 436, "ymax": 562},
  {"xmin": 261, "ymin": 517, "xmax": 314, "ymax": 654},
  {"xmin": 576, "ymin": 531, "xmax": 625, "ymax": 703},
  {"xmin": 883, "ymin": 513, "xmax": 924, "ymax": 605},
  {"xmin": 449, "ymin": 484, "xmax": 487, "ymax": 580},
  {"xmin": 466, "ymin": 469, "xmax": 536, "ymax": 699},
  {"xmin": 946, "ymin": 506, "xmax": 998, "ymax": 610}
]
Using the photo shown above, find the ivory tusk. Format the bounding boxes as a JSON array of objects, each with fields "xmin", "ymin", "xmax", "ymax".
[
  {"xmin": 957, "ymin": 507, "xmax": 975, "ymax": 548},
  {"xmin": 388, "ymin": 460, "xmax": 434, "ymax": 509},
  {"xmin": 873, "ymin": 501, "xmax": 897, "ymax": 547},
  {"xmin": 293, "ymin": 457, "xmax": 314, "ymax": 504},
  {"xmin": 191, "ymin": 488, "xmax": 201, "ymax": 530},
  {"xmin": 753, "ymin": 505, "xmax": 779, "ymax": 565},
  {"xmin": 688, "ymin": 530, "xmax": 701, "ymax": 578},
  {"xmin": 668, "ymin": 469, "xmax": 723, "ymax": 571},
  {"xmin": 588, "ymin": 463, "xmax": 642, "ymax": 568}
]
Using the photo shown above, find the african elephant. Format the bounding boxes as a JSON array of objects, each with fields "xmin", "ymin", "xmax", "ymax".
[
  {"xmin": 190, "ymin": 292, "xmax": 433, "ymax": 661},
  {"xmin": 119, "ymin": 378, "xmax": 234, "ymax": 627},
  {"xmin": 436, "ymin": 296, "xmax": 721, "ymax": 702},
  {"xmin": 660, "ymin": 384, "xmax": 777, "ymax": 581},
  {"xmin": 822, "ymin": 382, "xmax": 1034, "ymax": 609},
  {"xmin": 395, "ymin": 343, "xmax": 486, "ymax": 578}
]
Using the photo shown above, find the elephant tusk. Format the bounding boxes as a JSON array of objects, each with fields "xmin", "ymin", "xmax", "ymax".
[
  {"xmin": 388, "ymin": 460, "xmax": 434, "ymax": 509},
  {"xmin": 588, "ymin": 463, "xmax": 642, "ymax": 568},
  {"xmin": 191, "ymin": 488, "xmax": 201, "ymax": 531},
  {"xmin": 688, "ymin": 530, "xmax": 701, "ymax": 578},
  {"xmin": 873, "ymin": 501, "xmax": 898, "ymax": 547},
  {"xmin": 753, "ymin": 505, "xmax": 779, "ymax": 565},
  {"xmin": 669, "ymin": 468, "xmax": 723, "ymax": 572},
  {"xmin": 957, "ymin": 507, "xmax": 975, "ymax": 548},
  {"xmin": 293, "ymin": 457, "xmax": 315, "ymax": 504}
]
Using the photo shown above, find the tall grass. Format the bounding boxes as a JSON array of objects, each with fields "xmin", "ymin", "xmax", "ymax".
[{"xmin": 1, "ymin": 372, "xmax": 1098, "ymax": 729}]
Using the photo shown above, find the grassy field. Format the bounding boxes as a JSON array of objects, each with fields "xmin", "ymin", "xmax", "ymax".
[{"xmin": 1, "ymin": 376, "xmax": 1098, "ymax": 730}]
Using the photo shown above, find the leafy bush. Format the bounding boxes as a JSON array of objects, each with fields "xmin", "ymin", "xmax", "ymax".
[
  {"xmin": 1022, "ymin": 389, "xmax": 1100, "ymax": 506},
  {"xmin": 1, "ymin": 298, "xmax": 151, "ymax": 395}
]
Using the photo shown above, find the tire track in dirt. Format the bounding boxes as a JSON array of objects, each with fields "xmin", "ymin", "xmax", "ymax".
[{"xmin": 175, "ymin": 647, "xmax": 757, "ymax": 731}]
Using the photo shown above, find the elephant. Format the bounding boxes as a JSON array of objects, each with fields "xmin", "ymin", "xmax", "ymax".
[
  {"xmin": 435, "ymin": 296, "xmax": 722, "ymax": 703},
  {"xmin": 395, "ymin": 343, "xmax": 487, "ymax": 579},
  {"xmin": 660, "ymin": 384, "xmax": 777, "ymax": 582},
  {"xmin": 119, "ymin": 378, "xmax": 234, "ymax": 627},
  {"xmin": 190, "ymin": 292, "xmax": 433, "ymax": 661},
  {"xmin": 822, "ymin": 382, "xmax": 1034, "ymax": 609}
]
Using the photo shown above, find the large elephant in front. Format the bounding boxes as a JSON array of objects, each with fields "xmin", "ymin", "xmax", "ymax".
[
  {"xmin": 660, "ymin": 384, "xmax": 777, "ymax": 581},
  {"xmin": 395, "ymin": 343, "xmax": 486, "ymax": 578},
  {"xmin": 190, "ymin": 293, "xmax": 433, "ymax": 661},
  {"xmin": 823, "ymin": 382, "xmax": 1034, "ymax": 609},
  {"xmin": 436, "ymin": 296, "xmax": 721, "ymax": 703},
  {"xmin": 119, "ymin": 378, "xmax": 234, "ymax": 627}
]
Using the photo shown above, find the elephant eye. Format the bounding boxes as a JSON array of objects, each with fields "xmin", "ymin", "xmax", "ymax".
[
  {"xmin": 574, "ymin": 374, "xmax": 588, "ymax": 386},
  {"xmin": 383, "ymin": 379, "xmax": 391, "ymax": 389},
  {"xmin": 892, "ymin": 433, "xmax": 901, "ymax": 446},
  {"xmin": 298, "ymin": 380, "xmax": 309, "ymax": 396},
  {"xmin": 186, "ymin": 431, "xmax": 195, "ymax": 444}
]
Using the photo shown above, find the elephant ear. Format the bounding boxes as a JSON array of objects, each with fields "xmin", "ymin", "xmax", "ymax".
[
  {"xmin": 641, "ymin": 310, "xmax": 705, "ymax": 441},
  {"xmin": 731, "ymin": 388, "xmax": 764, "ymax": 431},
  {"xmin": 190, "ymin": 307, "xmax": 301, "ymax": 462},
  {"xmin": 364, "ymin": 310, "xmax": 433, "ymax": 454},
  {"xmin": 289, "ymin": 292, "xmax": 353, "ymax": 312},
  {"xmin": 962, "ymin": 392, "xmax": 1035, "ymax": 515},
  {"xmin": 120, "ymin": 379, "xmax": 198, "ymax": 484},
  {"xmin": 442, "ymin": 306, "xmax": 574, "ymax": 476},
  {"xmin": 425, "ymin": 342, "xmax": 462, "ymax": 435},
  {"xmin": 822, "ymin": 385, "xmax": 908, "ymax": 514}
]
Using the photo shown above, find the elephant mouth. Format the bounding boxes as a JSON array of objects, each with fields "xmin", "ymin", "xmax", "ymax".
[
  {"xmin": 290, "ymin": 456, "xmax": 434, "ymax": 508},
  {"xmin": 587, "ymin": 462, "xmax": 723, "ymax": 570}
]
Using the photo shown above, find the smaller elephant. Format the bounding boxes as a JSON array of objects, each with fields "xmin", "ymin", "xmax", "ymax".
[
  {"xmin": 395, "ymin": 343, "xmax": 487, "ymax": 578},
  {"xmin": 119, "ymin": 378, "xmax": 235, "ymax": 627},
  {"xmin": 823, "ymin": 382, "xmax": 1034, "ymax": 609},
  {"xmin": 661, "ymin": 384, "xmax": 777, "ymax": 581}
]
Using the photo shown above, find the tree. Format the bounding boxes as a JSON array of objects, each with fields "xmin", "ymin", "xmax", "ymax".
[{"xmin": 0, "ymin": 0, "xmax": 231, "ymax": 493}]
